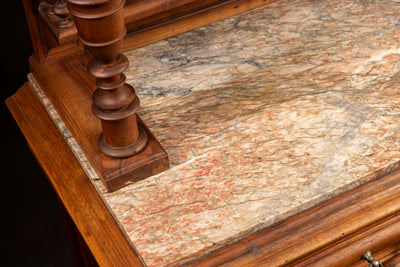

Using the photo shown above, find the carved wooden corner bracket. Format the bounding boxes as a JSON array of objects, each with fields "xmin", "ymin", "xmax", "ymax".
[
  {"xmin": 38, "ymin": 0, "xmax": 77, "ymax": 44},
  {"xmin": 66, "ymin": 0, "xmax": 169, "ymax": 191},
  {"xmin": 53, "ymin": 0, "xmax": 75, "ymax": 29}
]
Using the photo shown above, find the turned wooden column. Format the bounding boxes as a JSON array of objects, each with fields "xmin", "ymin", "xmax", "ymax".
[
  {"xmin": 53, "ymin": 0, "xmax": 74, "ymax": 29},
  {"xmin": 66, "ymin": 0, "xmax": 147, "ymax": 158},
  {"xmin": 44, "ymin": 0, "xmax": 57, "ymax": 17}
]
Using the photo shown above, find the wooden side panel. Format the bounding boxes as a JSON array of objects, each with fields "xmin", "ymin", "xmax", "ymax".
[
  {"xmin": 23, "ymin": 0, "xmax": 46, "ymax": 61},
  {"xmin": 59, "ymin": 201, "xmax": 99, "ymax": 267},
  {"xmin": 6, "ymin": 83, "xmax": 144, "ymax": 266}
]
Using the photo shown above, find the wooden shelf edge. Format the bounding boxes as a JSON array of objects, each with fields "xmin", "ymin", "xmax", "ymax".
[
  {"xmin": 186, "ymin": 168, "xmax": 400, "ymax": 266},
  {"xmin": 122, "ymin": 0, "xmax": 278, "ymax": 52},
  {"xmin": 28, "ymin": 0, "xmax": 278, "ymax": 62},
  {"xmin": 6, "ymin": 83, "xmax": 145, "ymax": 266}
]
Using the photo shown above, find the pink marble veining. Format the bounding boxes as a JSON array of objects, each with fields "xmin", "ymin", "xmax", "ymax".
[{"xmin": 32, "ymin": 0, "xmax": 400, "ymax": 266}]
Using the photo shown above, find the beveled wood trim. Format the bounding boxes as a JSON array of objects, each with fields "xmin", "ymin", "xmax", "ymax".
[
  {"xmin": 6, "ymin": 83, "xmax": 145, "ymax": 267},
  {"xmin": 186, "ymin": 168, "xmax": 400, "ymax": 266}
]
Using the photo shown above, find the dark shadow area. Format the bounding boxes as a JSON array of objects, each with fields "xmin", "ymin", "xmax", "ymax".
[{"xmin": 1, "ymin": 1, "xmax": 75, "ymax": 266}]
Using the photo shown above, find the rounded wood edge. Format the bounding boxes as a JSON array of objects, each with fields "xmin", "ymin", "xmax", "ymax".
[
  {"xmin": 186, "ymin": 168, "xmax": 400, "ymax": 266},
  {"xmin": 98, "ymin": 124, "xmax": 148, "ymax": 158},
  {"xmin": 6, "ymin": 83, "xmax": 146, "ymax": 266}
]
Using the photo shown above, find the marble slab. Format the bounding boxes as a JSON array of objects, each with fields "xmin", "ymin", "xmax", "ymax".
[{"xmin": 32, "ymin": 0, "xmax": 400, "ymax": 266}]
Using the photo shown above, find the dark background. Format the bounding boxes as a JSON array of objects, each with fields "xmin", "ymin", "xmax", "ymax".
[{"xmin": 1, "ymin": 1, "xmax": 75, "ymax": 266}]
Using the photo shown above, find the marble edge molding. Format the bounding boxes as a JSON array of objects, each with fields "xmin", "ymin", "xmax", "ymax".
[
  {"xmin": 26, "ymin": 73, "xmax": 138, "ymax": 246},
  {"xmin": 28, "ymin": 73, "xmax": 102, "ymax": 189}
]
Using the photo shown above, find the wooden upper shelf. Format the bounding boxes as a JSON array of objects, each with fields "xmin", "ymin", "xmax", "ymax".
[
  {"xmin": 40, "ymin": 0, "xmax": 228, "ymax": 45},
  {"xmin": 123, "ymin": 0, "xmax": 224, "ymax": 31},
  {"xmin": 35, "ymin": 0, "xmax": 276, "ymax": 61}
]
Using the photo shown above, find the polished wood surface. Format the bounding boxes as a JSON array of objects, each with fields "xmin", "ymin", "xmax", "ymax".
[
  {"xmin": 67, "ymin": 0, "xmax": 146, "ymax": 158},
  {"xmin": 7, "ymin": 0, "xmax": 400, "ymax": 265},
  {"xmin": 123, "ymin": 0, "xmax": 222, "ymax": 30},
  {"xmin": 24, "ymin": 0, "xmax": 81, "ymax": 62},
  {"xmin": 59, "ymin": 200, "xmax": 99, "ymax": 266},
  {"xmin": 122, "ymin": 0, "xmax": 278, "ymax": 51},
  {"xmin": 6, "ymin": 83, "xmax": 145, "ymax": 266},
  {"xmin": 29, "ymin": 51, "xmax": 169, "ymax": 192},
  {"xmin": 38, "ymin": 1, "xmax": 77, "ymax": 44}
]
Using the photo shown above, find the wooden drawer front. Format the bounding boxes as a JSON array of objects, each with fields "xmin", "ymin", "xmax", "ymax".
[{"xmin": 295, "ymin": 215, "xmax": 400, "ymax": 267}]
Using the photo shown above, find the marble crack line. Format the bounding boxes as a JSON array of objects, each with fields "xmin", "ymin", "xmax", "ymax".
[
  {"xmin": 169, "ymin": 175, "xmax": 208, "ymax": 185},
  {"xmin": 138, "ymin": 145, "xmax": 223, "ymax": 178},
  {"xmin": 175, "ymin": 186, "xmax": 207, "ymax": 193},
  {"xmin": 207, "ymin": 197, "xmax": 274, "ymax": 212},
  {"xmin": 149, "ymin": 200, "xmax": 207, "ymax": 215},
  {"xmin": 353, "ymin": 48, "xmax": 400, "ymax": 75},
  {"xmin": 382, "ymin": 124, "xmax": 400, "ymax": 140}
]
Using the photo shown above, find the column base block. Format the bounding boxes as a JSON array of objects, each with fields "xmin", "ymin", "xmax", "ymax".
[
  {"xmin": 28, "ymin": 53, "xmax": 169, "ymax": 192},
  {"xmin": 96, "ymin": 117, "xmax": 169, "ymax": 192}
]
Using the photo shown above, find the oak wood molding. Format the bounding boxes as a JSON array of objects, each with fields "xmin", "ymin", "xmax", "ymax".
[
  {"xmin": 6, "ymin": 83, "xmax": 145, "ymax": 266},
  {"xmin": 123, "ymin": 0, "xmax": 220, "ymax": 26}
]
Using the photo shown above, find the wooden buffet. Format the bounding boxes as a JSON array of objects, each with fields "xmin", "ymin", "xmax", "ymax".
[{"xmin": 6, "ymin": 0, "xmax": 400, "ymax": 266}]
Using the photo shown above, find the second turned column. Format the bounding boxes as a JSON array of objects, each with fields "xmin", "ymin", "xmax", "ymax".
[{"xmin": 66, "ymin": 0, "xmax": 147, "ymax": 158}]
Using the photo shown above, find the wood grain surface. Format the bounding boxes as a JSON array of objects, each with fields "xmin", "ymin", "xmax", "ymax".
[{"xmin": 6, "ymin": 83, "xmax": 145, "ymax": 266}]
